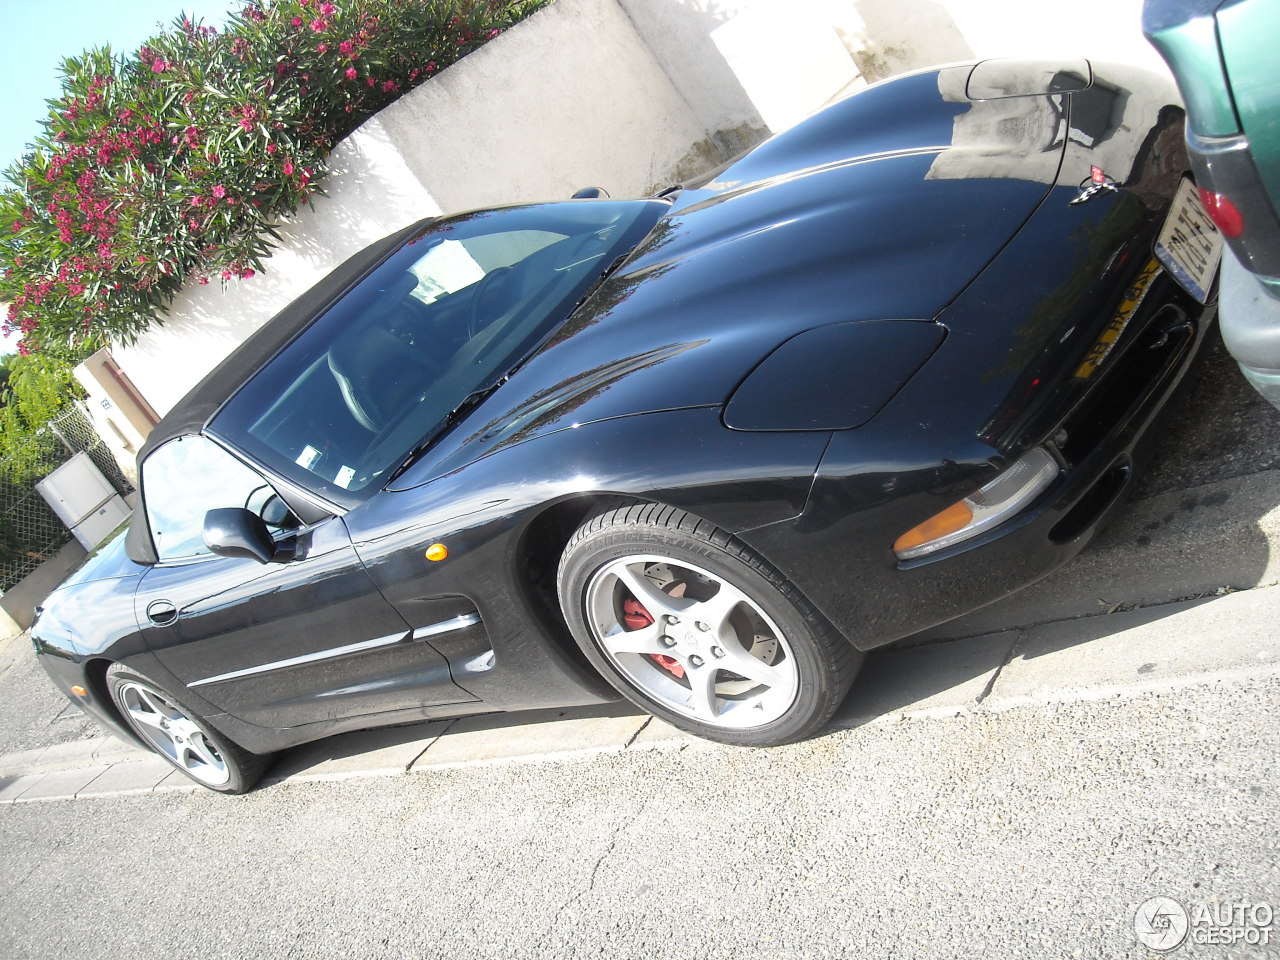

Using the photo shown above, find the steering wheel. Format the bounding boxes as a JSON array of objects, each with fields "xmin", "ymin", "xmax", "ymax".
[{"xmin": 467, "ymin": 266, "xmax": 516, "ymax": 338}]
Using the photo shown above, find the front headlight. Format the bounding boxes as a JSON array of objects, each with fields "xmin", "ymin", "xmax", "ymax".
[{"xmin": 893, "ymin": 446, "xmax": 1060, "ymax": 560}]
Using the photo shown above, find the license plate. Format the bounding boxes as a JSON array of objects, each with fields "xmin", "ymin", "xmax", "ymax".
[{"xmin": 1154, "ymin": 177, "xmax": 1223, "ymax": 304}]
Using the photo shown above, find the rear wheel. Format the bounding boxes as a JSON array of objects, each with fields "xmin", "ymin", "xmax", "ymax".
[
  {"xmin": 106, "ymin": 663, "xmax": 271, "ymax": 794},
  {"xmin": 557, "ymin": 504, "xmax": 860, "ymax": 746}
]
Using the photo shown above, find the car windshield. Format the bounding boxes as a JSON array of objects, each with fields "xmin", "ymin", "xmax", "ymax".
[{"xmin": 210, "ymin": 201, "xmax": 663, "ymax": 505}]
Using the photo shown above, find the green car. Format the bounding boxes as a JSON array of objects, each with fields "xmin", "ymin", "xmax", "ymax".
[{"xmin": 1145, "ymin": 0, "xmax": 1280, "ymax": 408}]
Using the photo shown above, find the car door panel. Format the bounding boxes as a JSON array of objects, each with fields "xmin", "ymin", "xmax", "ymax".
[{"xmin": 136, "ymin": 516, "xmax": 478, "ymax": 728}]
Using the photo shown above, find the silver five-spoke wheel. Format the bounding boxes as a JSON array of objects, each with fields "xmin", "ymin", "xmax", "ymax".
[
  {"xmin": 585, "ymin": 555, "xmax": 798, "ymax": 728},
  {"xmin": 559, "ymin": 503, "xmax": 860, "ymax": 747},
  {"xmin": 117, "ymin": 680, "xmax": 231, "ymax": 787},
  {"xmin": 106, "ymin": 663, "xmax": 271, "ymax": 793}
]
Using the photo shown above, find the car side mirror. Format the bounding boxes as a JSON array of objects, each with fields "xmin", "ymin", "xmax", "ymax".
[
  {"xmin": 571, "ymin": 186, "xmax": 609, "ymax": 199},
  {"xmin": 204, "ymin": 507, "xmax": 296, "ymax": 564}
]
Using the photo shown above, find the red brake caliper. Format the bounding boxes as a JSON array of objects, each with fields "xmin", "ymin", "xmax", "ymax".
[{"xmin": 622, "ymin": 596, "xmax": 685, "ymax": 679}]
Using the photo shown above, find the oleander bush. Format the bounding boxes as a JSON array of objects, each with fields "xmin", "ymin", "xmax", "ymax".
[{"xmin": 0, "ymin": 0, "xmax": 550, "ymax": 354}]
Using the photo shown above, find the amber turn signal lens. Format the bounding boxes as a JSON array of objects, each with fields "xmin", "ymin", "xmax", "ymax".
[
  {"xmin": 425, "ymin": 543, "xmax": 449, "ymax": 562},
  {"xmin": 893, "ymin": 502, "xmax": 974, "ymax": 554},
  {"xmin": 70, "ymin": 685, "xmax": 88, "ymax": 697}
]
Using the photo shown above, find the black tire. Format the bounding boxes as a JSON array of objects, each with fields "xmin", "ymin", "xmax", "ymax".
[
  {"xmin": 106, "ymin": 663, "xmax": 272, "ymax": 794},
  {"xmin": 557, "ymin": 503, "xmax": 861, "ymax": 746}
]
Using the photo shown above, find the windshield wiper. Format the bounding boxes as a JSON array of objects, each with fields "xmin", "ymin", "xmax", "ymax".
[
  {"xmin": 387, "ymin": 253, "xmax": 633, "ymax": 485},
  {"xmin": 386, "ymin": 380, "xmax": 505, "ymax": 483},
  {"xmin": 574, "ymin": 253, "xmax": 630, "ymax": 311}
]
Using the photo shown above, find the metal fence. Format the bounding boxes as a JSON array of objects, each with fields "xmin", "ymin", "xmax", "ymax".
[
  {"xmin": 46, "ymin": 406, "xmax": 135, "ymax": 499},
  {"xmin": 0, "ymin": 405, "xmax": 133, "ymax": 593}
]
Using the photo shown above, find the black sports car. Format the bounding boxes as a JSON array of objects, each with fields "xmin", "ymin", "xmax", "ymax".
[{"xmin": 33, "ymin": 59, "xmax": 1220, "ymax": 792}]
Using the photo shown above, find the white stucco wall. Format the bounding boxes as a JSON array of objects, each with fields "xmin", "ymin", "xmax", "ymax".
[
  {"xmin": 376, "ymin": 0, "xmax": 707, "ymax": 212},
  {"xmin": 850, "ymin": 0, "xmax": 1168, "ymax": 79},
  {"xmin": 616, "ymin": 0, "xmax": 865, "ymax": 143}
]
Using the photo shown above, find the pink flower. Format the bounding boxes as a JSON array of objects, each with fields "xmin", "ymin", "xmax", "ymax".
[
  {"xmin": 319, "ymin": 2, "xmax": 335, "ymax": 14},
  {"xmin": 310, "ymin": 17, "xmax": 327, "ymax": 31},
  {"xmin": 240, "ymin": 268, "xmax": 256, "ymax": 278},
  {"xmin": 212, "ymin": 184, "xmax": 227, "ymax": 198},
  {"xmin": 316, "ymin": 42, "xmax": 328, "ymax": 52},
  {"xmin": 267, "ymin": 143, "xmax": 277, "ymax": 153},
  {"xmin": 345, "ymin": 66, "xmax": 357, "ymax": 80},
  {"xmin": 291, "ymin": 16, "xmax": 303, "ymax": 26},
  {"xmin": 199, "ymin": 276, "xmax": 210, "ymax": 285},
  {"xmin": 381, "ymin": 79, "xmax": 398, "ymax": 93},
  {"xmin": 338, "ymin": 39, "xmax": 354, "ymax": 56},
  {"xmin": 283, "ymin": 159, "xmax": 294, "ymax": 175},
  {"xmin": 151, "ymin": 59, "xmax": 168, "ymax": 73},
  {"xmin": 239, "ymin": 118, "xmax": 253, "ymax": 132}
]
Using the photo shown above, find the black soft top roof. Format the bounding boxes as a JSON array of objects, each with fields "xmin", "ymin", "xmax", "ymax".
[{"xmin": 125, "ymin": 219, "xmax": 428, "ymax": 565}]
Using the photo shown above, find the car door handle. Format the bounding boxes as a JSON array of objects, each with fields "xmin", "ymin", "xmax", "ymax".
[{"xmin": 146, "ymin": 600, "xmax": 178, "ymax": 626}]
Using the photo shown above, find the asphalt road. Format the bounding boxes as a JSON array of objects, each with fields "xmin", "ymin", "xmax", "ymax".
[{"xmin": 2, "ymin": 675, "xmax": 1277, "ymax": 959}]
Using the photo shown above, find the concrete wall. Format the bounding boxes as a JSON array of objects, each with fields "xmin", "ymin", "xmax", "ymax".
[
  {"xmin": 103, "ymin": 0, "xmax": 1173, "ymax": 420},
  {"xmin": 617, "ymin": 0, "xmax": 866, "ymax": 146},
  {"xmin": 849, "ymin": 0, "xmax": 1166, "ymax": 80},
  {"xmin": 0, "ymin": 539, "xmax": 86, "ymax": 633}
]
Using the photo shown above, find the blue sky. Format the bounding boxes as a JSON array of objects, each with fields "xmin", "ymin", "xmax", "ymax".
[
  {"xmin": 1, "ymin": 0, "xmax": 225, "ymax": 170},
  {"xmin": 0, "ymin": 0, "xmax": 226, "ymax": 352}
]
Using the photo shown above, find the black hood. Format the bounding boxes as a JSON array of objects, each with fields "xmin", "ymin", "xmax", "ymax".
[{"xmin": 398, "ymin": 66, "xmax": 1074, "ymax": 482}]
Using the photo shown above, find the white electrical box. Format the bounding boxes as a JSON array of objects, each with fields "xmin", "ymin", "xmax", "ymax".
[{"xmin": 36, "ymin": 451, "xmax": 131, "ymax": 551}]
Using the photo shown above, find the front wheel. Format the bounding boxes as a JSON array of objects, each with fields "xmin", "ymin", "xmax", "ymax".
[
  {"xmin": 557, "ymin": 504, "xmax": 860, "ymax": 746},
  {"xmin": 106, "ymin": 663, "xmax": 272, "ymax": 794}
]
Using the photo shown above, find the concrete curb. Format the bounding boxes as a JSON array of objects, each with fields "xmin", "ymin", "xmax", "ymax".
[{"xmin": 4, "ymin": 582, "xmax": 1278, "ymax": 805}]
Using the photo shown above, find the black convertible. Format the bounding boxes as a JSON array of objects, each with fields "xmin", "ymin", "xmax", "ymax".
[{"xmin": 33, "ymin": 59, "xmax": 1221, "ymax": 792}]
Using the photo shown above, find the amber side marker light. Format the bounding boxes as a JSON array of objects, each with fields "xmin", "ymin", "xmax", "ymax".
[
  {"xmin": 893, "ymin": 502, "xmax": 973, "ymax": 554},
  {"xmin": 70, "ymin": 685, "xmax": 88, "ymax": 698},
  {"xmin": 425, "ymin": 543, "xmax": 449, "ymax": 562},
  {"xmin": 894, "ymin": 447, "xmax": 1060, "ymax": 561}
]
